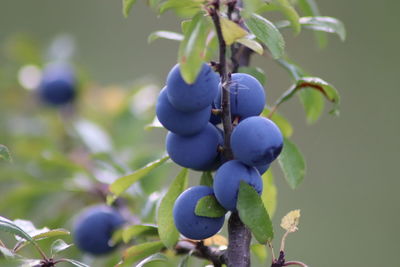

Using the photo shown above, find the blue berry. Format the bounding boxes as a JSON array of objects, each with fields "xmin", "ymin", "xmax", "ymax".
[
  {"xmin": 173, "ymin": 186, "xmax": 225, "ymax": 240},
  {"xmin": 214, "ymin": 160, "xmax": 263, "ymax": 211},
  {"xmin": 166, "ymin": 64, "xmax": 219, "ymax": 112},
  {"xmin": 231, "ymin": 116, "xmax": 283, "ymax": 166},
  {"xmin": 156, "ymin": 87, "xmax": 211, "ymax": 136}
]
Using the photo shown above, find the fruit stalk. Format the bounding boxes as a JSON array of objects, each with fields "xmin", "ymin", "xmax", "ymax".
[{"xmin": 210, "ymin": 1, "xmax": 253, "ymax": 266}]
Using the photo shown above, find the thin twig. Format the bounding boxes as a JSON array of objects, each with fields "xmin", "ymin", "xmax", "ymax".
[{"xmin": 175, "ymin": 240, "xmax": 226, "ymax": 266}]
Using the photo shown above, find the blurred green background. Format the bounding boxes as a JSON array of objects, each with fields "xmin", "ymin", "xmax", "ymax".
[{"xmin": 1, "ymin": 0, "xmax": 399, "ymax": 266}]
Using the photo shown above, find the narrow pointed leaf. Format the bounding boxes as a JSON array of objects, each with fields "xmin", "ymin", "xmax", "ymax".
[
  {"xmin": 245, "ymin": 14, "xmax": 285, "ymax": 59},
  {"xmin": 122, "ymin": 0, "xmax": 137, "ymax": 18},
  {"xmin": 300, "ymin": 16, "xmax": 346, "ymax": 41},
  {"xmin": 195, "ymin": 195, "xmax": 227, "ymax": 218},
  {"xmin": 274, "ymin": 77, "xmax": 340, "ymax": 116},
  {"xmin": 237, "ymin": 182, "xmax": 274, "ymax": 243},
  {"xmin": 14, "ymin": 229, "xmax": 70, "ymax": 252},
  {"xmin": 261, "ymin": 170, "xmax": 277, "ymax": 218},
  {"xmin": 123, "ymin": 241, "xmax": 165, "ymax": 262},
  {"xmin": 297, "ymin": 0, "xmax": 327, "ymax": 47},
  {"xmin": 236, "ymin": 38, "xmax": 264, "ymax": 55},
  {"xmin": 159, "ymin": 0, "xmax": 202, "ymax": 17},
  {"xmin": 109, "ymin": 156, "xmax": 169, "ymax": 201},
  {"xmin": 275, "ymin": 0, "xmax": 301, "ymax": 34},
  {"xmin": 278, "ymin": 138, "xmax": 306, "ymax": 189},
  {"xmin": 178, "ymin": 13, "xmax": 209, "ymax": 84},
  {"xmin": 148, "ymin": 31, "xmax": 184, "ymax": 43},
  {"xmin": 157, "ymin": 168, "xmax": 188, "ymax": 248},
  {"xmin": 0, "ymin": 217, "xmax": 32, "ymax": 242}
]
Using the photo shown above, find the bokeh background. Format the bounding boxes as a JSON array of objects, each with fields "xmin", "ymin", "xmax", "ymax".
[{"xmin": 0, "ymin": 0, "xmax": 399, "ymax": 266}]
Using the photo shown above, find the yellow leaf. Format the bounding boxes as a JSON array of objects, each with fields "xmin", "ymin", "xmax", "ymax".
[
  {"xmin": 203, "ymin": 234, "xmax": 228, "ymax": 247},
  {"xmin": 236, "ymin": 38, "xmax": 264, "ymax": 55},
  {"xmin": 280, "ymin": 209, "xmax": 301, "ymax": 232},
  {"xmin": 220, "ymin": 17, "xmax": 248, "ymax": 45}
]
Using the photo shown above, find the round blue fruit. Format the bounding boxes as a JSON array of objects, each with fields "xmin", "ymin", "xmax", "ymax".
[
  {"xmin": 39, "ymin": 63, "xmax": 76, "ymax": 106},
  {"xmin": 166, "ymin": 63, "xmax": 219, "ymax": 112},
  {"xmin": 173, "ymin": 186, "xmax": 225, "ymax": 240},
  {"xmin": 73, "ymin": 205, "xmax": 124, "ymax": 255},
  {"xmin": 214, "ymin": 73, "xmax": 265, "ymax": 120},
  {"xmin": 231, "ymin": 116, "xmax": 283, "ymax": 166},
  {"xmin": 214, "ymin": 160, "xmax": 263, "ymax": 211},
  {"xmin": 166, "ymin": 123, "xmax": 223, "ymax": 171},
  {"xmin": 156, "ymin": 88, "xmax": 211, "ymax": 136}
]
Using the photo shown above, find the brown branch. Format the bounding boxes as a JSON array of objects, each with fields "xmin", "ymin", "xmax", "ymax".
[
  {"xmin": 209, "ymin": 0, "xmax": 233, "ymax": 160},
  {"xmin": 175, "ymin": 240, "xmax": 226, "ymax": 266},
  {"xmin": 209, "ymin": 1, "xmax": 256, "ymax": 266}
]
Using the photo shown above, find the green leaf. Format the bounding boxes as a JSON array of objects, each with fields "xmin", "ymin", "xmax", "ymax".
[
  {"xmin": 159, "ymin": 0, "xmax": 202, "ymax": 17},
  {"xmin": 220, "ymin": 17, "xmax": 248, "ymax": 45},
  {"xmin": 251, "ymin": 243, "xmax": 268, "ymax": 262},
  {"xmin": 299, "ymin": 88, "xmax": 325, "ymax": 124},
  {"xmin": 297, "ymin": 0, "xmax": 327, "ymax": 47},
  {"xmin": 123, "ymin": 241, "xmax": 165, "ymax": 263},
  {"xmin": 200, "ymin": 171, "xmax": 213, "ymax": 187},
  {"xmin": 298, "ymin": 77, "xmax": 340, "ymax": 115},
  {"xmin": 274, "ymin": 77, "xmax": 340, "ymax": 116},
  {"xmin": 238, "ymin": 66, "xmax": 266, "ymax": 85},
  {"xmin": 236, "ymin": 37, "xmax": 264, "ymax": 55},
  {"xmin": 60, "ymin": 259, "xmax": 90, "ymax": 267},
  {"xmin": 262, "ymin": 108, "xmax": 293, "ymax": 138},
  {"xmin": 148, "ymin": 31, "xmax": 184, "ymax": 43},
  {"xmin": 278, "ymin": 138, "xmax": 306, "ymax": 189},
  {"xmin": 0, "ymin": 145, "xmax": 12, "ymax": 162},
  {"xmin": 14, "ymin": 229, "xmax": 70, "ymax": 252},
  {"xmin": 157, "ymin": 168, "xmax": 188, "ymax": 248},
  {"xmin": 276, "ymin": 58, "xmax": 304, "ymax": 80},
  {"xmin": 122, "ymin": 224, "xmax": 158, "ymax": 243},
  {"xmin": 237, "ymin": 182, "xmax": 274, "ymax": 243},
  {"xmin": 299, "ymin": 16, "xmax": 346, "ymax": 41},
  {"xmin": 178, "ymin": 253, "xmax": 192, "ymax": 267},
  {"xmin": 122, "ymin": 0, "xmax": 137, "ymax": 18},
  {"xmin": 109, "ymin": 156, "xmax": 169, "ymax": 203},
  {"xmin": 136, "ymin": 253, "xmax": 168, "ymax": 267},
  {"xmin": 178, "ymin": 13, "xmax": 209, "ymax": 84},
  {"xmin": 261, "ymin": 170, "xmax": 277, "ymax": 218},
  {"xmin": 242, "ymin": 0, "xmax": 266, "ymax": 18},
  {"xmin": 245, "ymin": 14, "xmax": 285, "ymax": 59},
  {"xmin": 0, "ymin": 217, "xmax": 33, "ymax": 242},
  {"xmin": 274, "ymin": 0, "xmax": 301, "ymax": 35},
  {"xmin": 51, "ymin": 239, "xmax": 73, "ymax": 256},
  {"xmin": 195, "ymin": 195, "xmax": 227, "ymax": 218}
]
